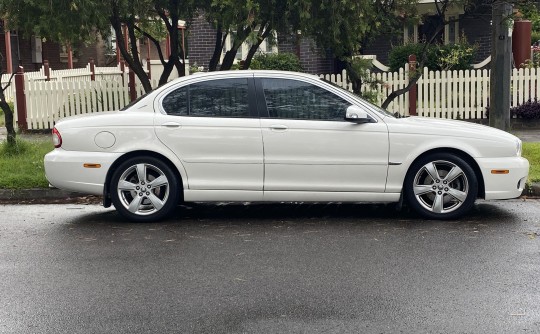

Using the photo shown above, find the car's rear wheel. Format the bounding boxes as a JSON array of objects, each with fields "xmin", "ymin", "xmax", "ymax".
[
  {"xmin": 404, "ymin": 153, "xmax": 478, "ymax": 220},
  {"xmin": 110, "ymin": 156, "xmax": 179, "ymax": 222}
]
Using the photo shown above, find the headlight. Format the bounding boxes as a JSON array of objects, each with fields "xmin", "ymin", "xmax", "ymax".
[{"xmin": 516, "ymin": 139, "xmax": 522, "ymax": 157}]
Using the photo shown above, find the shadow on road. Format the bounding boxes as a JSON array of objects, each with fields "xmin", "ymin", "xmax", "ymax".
[{"xmin": 68, "ymin": 200, "xmax": 519, "ymax": 229}]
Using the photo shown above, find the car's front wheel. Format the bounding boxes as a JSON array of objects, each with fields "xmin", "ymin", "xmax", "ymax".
[
  {"xmin": 110, "ymin": 156, "xmax": 180, "ymax": 222},
  {"xmin": 404, "ymin": 153, "xmax": 478, "ymax": 220}
]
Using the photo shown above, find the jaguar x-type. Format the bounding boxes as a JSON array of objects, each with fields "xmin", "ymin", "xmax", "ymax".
[{"xmin": 44, "ymin": 71, "xmax": 529, "ymax": 222}]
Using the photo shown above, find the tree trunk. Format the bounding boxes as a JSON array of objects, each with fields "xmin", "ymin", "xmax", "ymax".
[
  {"xmin": 0, "ymin": 59, "xmax": 15, "ymax": 145},
  {"xmin": 109, "ymin": 3, "xmax": 152, "ymax": 93},
  {"xmin": 0, "ymin": 97, "xmax": 15, "ymax": 146},
  {"xmin": 220, "ymin": 26, "xmax": 252, "ymax": 71},
  {"xmin": 220, "ymin": 48, "xmax": 240, "ymax": 71},
  {"xmin": 158, "ymin": 2, "xmax": 181, "ymax": 86},
  {"xmin": 209, "ymin": 25, "xmax": 226, "ymax": 71},
  {"xmin": 380, "ymin": 15, "xmax": 453, "ymax": 109},
  {"xmin": 242, "ymin": 25, "xmax": 272, "ymax": 70},
  {"xmin": 345, "ymin": 61, "xmax": 362, "ymax": 95}
]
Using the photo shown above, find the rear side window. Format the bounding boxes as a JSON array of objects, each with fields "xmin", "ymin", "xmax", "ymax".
[{"xmin": 162, "ymin": 78, "xmax": 249, "ymax": 118}]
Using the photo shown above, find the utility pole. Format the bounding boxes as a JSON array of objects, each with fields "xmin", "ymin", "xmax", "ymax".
[{"xmin": 490, "ymin": 1, "xmax": 513, "ymax": 131}]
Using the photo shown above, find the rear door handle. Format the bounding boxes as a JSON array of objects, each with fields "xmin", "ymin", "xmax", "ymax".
[
  {"xmin": 161, "ymin": 122, "xmax": 181, "ymax": 128},
  {"xmin": 270, "ymin": 125, "xmax": 288, "ymax": 131}
]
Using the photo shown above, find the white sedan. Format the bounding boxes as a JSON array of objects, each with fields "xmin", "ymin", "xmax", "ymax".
[{"xmin": 44, "ymin": 70, "xmax": 529, "ymax": 222}]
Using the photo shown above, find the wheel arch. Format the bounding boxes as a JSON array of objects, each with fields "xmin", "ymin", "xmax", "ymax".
[
  {"xmin": 405, "ymin": 147, "xmax": 485, "ymax": 199},
  {"xmin": 103, "ymin": 150, "xmax": 185, "ymax": 207}
]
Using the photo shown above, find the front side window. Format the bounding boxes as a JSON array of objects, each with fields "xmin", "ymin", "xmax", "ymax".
[
  {"xmin": 261, "ymin": 78, "xmax": 350, "ymax": 121},
  {"xmin": 162, "ymin": 78, "xmax": 249, "ymax": 118}
]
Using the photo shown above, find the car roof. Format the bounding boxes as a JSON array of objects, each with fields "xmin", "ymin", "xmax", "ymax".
[{"xmin": 180, "ymin": 69, "xmax": 319, "ymax": 80}]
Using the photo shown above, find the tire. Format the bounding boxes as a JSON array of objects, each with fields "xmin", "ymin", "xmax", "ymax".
[
  {"xmin": 110, "ymin": 156, "xmax": 180, "ymax": 222},
  {"xmin": 404, "ymin": 153, "xmax": 478, "ymax": 220}
]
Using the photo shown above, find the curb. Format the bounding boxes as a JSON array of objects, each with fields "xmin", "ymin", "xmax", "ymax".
[
  {"xmin": 0, "ymin": 184, "xmax": 538, "ymax": 203},
  {"xmin": 525, "ymin": 183, "xmax": 540, "ymax": 198},
  {"xmin": 0, "ymin": 188, "xmax": 98, "ymax": 202}
]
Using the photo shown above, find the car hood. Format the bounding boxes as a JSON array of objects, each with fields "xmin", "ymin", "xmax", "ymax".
[{"xmin": 386, "ymin": 116, "xmax": 519, "ymax": 143}]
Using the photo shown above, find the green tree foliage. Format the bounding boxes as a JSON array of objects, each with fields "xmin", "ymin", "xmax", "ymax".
[
  {"xmin": 0, "ymin": 0, "xmax": 196, "ymax": 92},
  {"xmin": 345, "ymin": 57, "xmax": 383, "ymax": 103},
  {"xmin": 293, "ymin": 0, "xmax": 417, "ymax": 96},
  {"xmin": 201, "ymin": 0, "xmax": 298, "ymax": 71},
  {"xmin": 0, "ymin": 0, "xmax": 109, "ymax": 46},
  {"xmin": 249, "ymin": 52, "xmax": 303, "ymax": 71},
  {"xmin": 297, "ymin": 0, "xmax": 416, "ymax": 59},
  {"xmin": 108, "ymin": 0, "xmax": 197, "ymax": 89},
  {"xmin": 389, "ymin": 37, "xmax": 477, "ymax": 72}
]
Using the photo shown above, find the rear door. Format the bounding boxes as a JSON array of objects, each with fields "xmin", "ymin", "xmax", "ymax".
[{"xmin": 154, "ymin": 76, "xmax": 264, "ymax": 192}]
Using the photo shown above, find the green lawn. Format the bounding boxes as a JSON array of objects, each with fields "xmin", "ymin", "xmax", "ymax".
[
  {"xmin": 0, "ymin": 138, "xmax": 52, "ymax": 189},
  {"xmin": 523, "ymin": 142, "xmax": 540, "ymax": 183},
  {"xmin": 0, "ymin": 137, "xmax": 539, "ymax": 190}
]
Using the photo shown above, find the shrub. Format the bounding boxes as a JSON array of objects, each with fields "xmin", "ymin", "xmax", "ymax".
[
  {"xmin": 485, "ymin": 99, "xmax": 540, "ymax": 119},
  {"xmin": 389, "ymin": 38, "xmax": 477, "ymax": 72},
  {"xmin": 512, "ymin": 99, "xmax": 540, "ymax": 119},
  {"xmin": 388, "ymin": 43, "xmax": 438, "ymax": 72},
  {"xmin": 532, "ymin": 31, "xmax": 540, "ymax": 45},
  {"xmin": 437, "ymin": 37, "xmax": 478, "ymax": 71},
  {"xmin": 249, "ymin": 52, "xmax": 303, "ymax": 72}
]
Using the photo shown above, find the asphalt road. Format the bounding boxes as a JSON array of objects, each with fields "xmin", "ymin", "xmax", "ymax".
[{"xmin": 0, "ymin": 200, "xmax": 539, "ymax": 334}]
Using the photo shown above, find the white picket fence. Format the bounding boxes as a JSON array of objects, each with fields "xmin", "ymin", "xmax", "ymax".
[
  {"xmin": 416, "ymin": 67, "xmax": 491, "ymax": 119},
  {"xmin": 2, "ymin": 63, "xmax": 130, "ymax": 109},
  {"xmin": 322, "ymin": 66, "xmax": 540, "ymax": 119},
  {"xmin": 9, "ymin": 63, "xmax": 540, "ymax": 130},
  {"xmin": 320, "ymin": 68, "xmax": 410, "ymax": 115},
  {"xmin": 18, "ymin": 77, "xmax": 156, "ymax": 130}
]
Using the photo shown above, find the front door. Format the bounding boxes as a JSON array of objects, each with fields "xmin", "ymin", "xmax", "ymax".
[{"xmin": 257, "ymin": 77, "xmax": 389, "ymax": 193}]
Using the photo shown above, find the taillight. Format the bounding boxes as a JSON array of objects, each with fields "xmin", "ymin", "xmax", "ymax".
[{"xmin": 52, "ymin": 127, "xmax": 62, "ymax": 148}]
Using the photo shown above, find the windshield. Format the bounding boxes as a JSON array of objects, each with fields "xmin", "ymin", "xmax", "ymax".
[{"xmin": 321, "ymin": 78, "xmax": 396, "ymax": 118}]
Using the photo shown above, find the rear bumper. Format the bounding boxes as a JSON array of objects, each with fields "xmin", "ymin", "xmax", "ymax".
[
  {"xmin": 477, "ymin": 156, "xmax": 529, "ymax": 200},
  {"xmin": 44, "ymin": 149, "xmax": 122, "ymax": 195}
]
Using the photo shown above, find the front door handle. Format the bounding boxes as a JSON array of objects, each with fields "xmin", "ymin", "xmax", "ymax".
[{"xmin": 270, "ymin": 125, "xmax": 288, "ymax": 131}]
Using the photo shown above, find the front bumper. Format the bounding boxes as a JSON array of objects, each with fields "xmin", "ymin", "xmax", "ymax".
[
  {"xmin": 477, "ymin": 156, "xmax": 529, "ymax": 200},
  {"xmin": 44, "ymin": 149, "xmax": 122, "ymax": 196}
]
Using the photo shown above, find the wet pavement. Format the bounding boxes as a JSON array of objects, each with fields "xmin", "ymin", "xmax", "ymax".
[
  {"xmin": 0, "ymin": 200, "xmax": 539, "ymax": 333},
  {"xmin": 511, "ymin": 129, "xmax": 540, "ymax": 142}
]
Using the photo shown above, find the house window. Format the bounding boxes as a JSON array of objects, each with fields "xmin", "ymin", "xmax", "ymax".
[
  {"xmin": 445, "ymin": 16, "xmax": 459, "ymax": 44},
  {"xmin": 106, "ymin": 26, "xmax": 117, "ymax": 56},
  {"xmin": 404, "ymin": 23, "xmax": 417, "ymax": 43}
]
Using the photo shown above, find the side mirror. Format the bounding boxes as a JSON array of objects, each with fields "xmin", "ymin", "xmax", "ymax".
[{"xmin": 344, "ymin": 105, "xmax": 374, "ymax": 124}]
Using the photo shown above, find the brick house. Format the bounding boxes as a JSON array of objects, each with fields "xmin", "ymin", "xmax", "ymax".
[
  {"xmin": 363, "ymin": 2, "xmax": 492, "ymax": 64},
  {"xmin": 187, "ymin": 13, "xmax": 336, "ymax": 74},
  {"xmin": 0, "ymin": 21, "xmax": 110, "ymax": 72}
]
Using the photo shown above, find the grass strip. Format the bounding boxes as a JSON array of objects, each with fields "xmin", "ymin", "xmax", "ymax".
[
  {"xmin": 0, "ymin": 138, "xmax": 52, "ymax": 189},
  {"xmin": 523, "ymin": 142, "xmax": 540, "ymax": 183}
]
